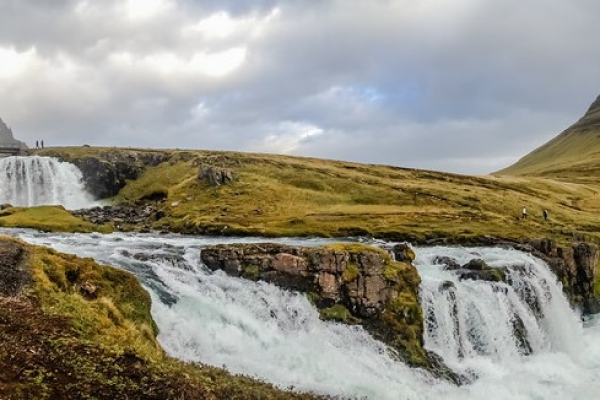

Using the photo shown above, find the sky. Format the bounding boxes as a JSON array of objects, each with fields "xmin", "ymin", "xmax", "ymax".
[{"xmin": 0, "ymin": 0, "xmax": 599, "ymax": 174}]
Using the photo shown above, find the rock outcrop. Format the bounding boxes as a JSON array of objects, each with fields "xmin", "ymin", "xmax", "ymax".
[
  {"xmin": 197, "ymin": 164, "xmax": 234, "ymax": 186},
  {"xmin": 201, "ymin": 242, "xmax": 458, "ymax": 381},
  {"xmin": 72, "ymin": 204, "xmax": 163, "ymax": 231},
  {"xmin": 522, "ymin": 238, "xmax": 599, "ymax": 313},
  {"xmin": 41, "ymin": 150, "xmax": 171, "ymax": 199}
]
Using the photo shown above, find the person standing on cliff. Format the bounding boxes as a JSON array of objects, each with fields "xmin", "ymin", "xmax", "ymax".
[
  {"xmin": 35, "ymin": 140, "xmax": 38, "ymax": 148},
  {"xmin": 522, "ymin": 206, "xmax": 527, "ymax": 219},
  {"xmin": 41, "ymin": 140, "xmax": 44, "ymax": 149}
]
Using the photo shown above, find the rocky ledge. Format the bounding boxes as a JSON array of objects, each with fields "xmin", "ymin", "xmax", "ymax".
[
  {"xmin": 519, "ymin": 239, "xmax": 599, "ymax": 313},
  {"xmin": 201, "ymin": 242, "xmax": 458, "ymax": 381}
]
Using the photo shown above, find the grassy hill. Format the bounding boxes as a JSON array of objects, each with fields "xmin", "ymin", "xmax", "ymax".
[
  {"xmin": 499, "ymin": 94, "xmax": 600, "ymax": 181},
  {"xmin": 33, "ymin": 146, "xmax": 600, "ymax": 245}
]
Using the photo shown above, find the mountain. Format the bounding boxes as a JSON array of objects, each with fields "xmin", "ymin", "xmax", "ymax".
[
  {"xmin": 0, "ymin": 117, "xmax": 27, "ymax": 149},
  {"xmin": 499, "ymin": 93, "xmax": 600, "ymax": 180}
]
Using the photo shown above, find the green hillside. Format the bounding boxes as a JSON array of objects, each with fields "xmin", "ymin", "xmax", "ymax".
[
  {"xmin": 499, "ymin": 94, "xmax": 600, "ymax": 181},
  {"xmin": 34, "ymin": 146, "xmax": 600, "ymax": 245}
]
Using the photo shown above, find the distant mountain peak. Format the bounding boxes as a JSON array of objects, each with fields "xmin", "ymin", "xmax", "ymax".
[
  {"xmin": 498, "ymin": 92, "xmax": 600, "ymax": 177},
  {"xmin": 586, "ymin": 93, "xmax": 600, "ymax": 114},
  {"xmin": 0, "ymin": 118, "xmax": 28, "ymax": 149}
]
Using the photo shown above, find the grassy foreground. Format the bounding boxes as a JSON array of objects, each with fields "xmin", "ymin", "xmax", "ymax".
[
  {"xmin": 0, "ymin": 236, "xmax": 322, "ymax": 399},
  {"xmin": 34, "ymin": 146, "xmax": 600, "ymax": 246}
]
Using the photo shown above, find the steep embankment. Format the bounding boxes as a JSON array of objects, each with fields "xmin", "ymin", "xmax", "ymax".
[
  {"xmin": 35, "ymin": 146, "xmax": 600, "ymax": 244},
  {"xmin": 499, "ymin": 93, "xmax": 600, "ymax": 181},
  {"xmin": 0, "ymin": 236, "xmax": 322, "ymax": 399}
]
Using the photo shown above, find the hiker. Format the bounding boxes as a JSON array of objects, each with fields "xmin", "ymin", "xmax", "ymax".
[
  {"xmin": 35, "ymin": 140, "xmax": 39, "ymax": 148},
  {"xmin": 543, "ymin": 209, "xmax": 548, "ymax": 221},
  {"xmin": 522, "ymin": 206, "xmax": 527, "ymax": 219},
  {"xmin": 41, "ymin": 140, "xmax": 44, "ymax": 149}
]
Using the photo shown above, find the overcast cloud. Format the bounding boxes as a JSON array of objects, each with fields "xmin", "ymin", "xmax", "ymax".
[{"xmin": 0, "ymin": 0, "xmax": 598, "ymax": 174}]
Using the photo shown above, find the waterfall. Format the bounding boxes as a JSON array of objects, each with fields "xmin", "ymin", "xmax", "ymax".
[
  {"xmin": 0, "ymin": 156, "xmax": 95, "ymax": 209},
  {"xmin": 2, "ymin": 229, "xmax": 600, "ymax": 399}
]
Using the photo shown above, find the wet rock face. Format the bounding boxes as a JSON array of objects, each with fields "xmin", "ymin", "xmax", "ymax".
[
  {"xmin": 0, "ymin": 240, "xmax": 28, "ymax": 297},
  {"xmin": 521, "ymin": 238, "xmax": 599, "ymax": 313}
]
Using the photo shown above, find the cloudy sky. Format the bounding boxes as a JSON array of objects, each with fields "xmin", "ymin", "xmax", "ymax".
[{"xmin": 0, "ymin": 0, "xmax": 598, "ymax": 174}]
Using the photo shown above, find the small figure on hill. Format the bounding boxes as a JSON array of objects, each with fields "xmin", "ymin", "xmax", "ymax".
[
  {"xmin": 543, "ymin": 209, "xmax": 548, "ymax": 221},
  {"xmin": 522, "ymin": 206, "xmax": 527, "ymax": 219},
  {"xmin": 41, "ymin": 140, "xmax": 44, "ymax": 148},
  {"xmin": 35, "ymin": 140, "xmax": 39, "ymax": 148}
]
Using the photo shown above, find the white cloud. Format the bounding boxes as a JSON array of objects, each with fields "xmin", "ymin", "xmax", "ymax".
[
  {"xmin": 259, "ymin": 121, "xmax": 324, "ymax": 154},
  {"xmin": 0, "ymin": 47, "xmax": 38, "ymax": 79},
  {"xmin": 0, "ymin": 0, "xmax": 598, "ymax": 173},
  {"xmin": 123, "ymin": 0, "xmax": 173, "ymax": 21}
]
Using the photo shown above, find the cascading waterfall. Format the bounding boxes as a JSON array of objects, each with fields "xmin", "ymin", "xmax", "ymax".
[
  {"xmin": 1, "ymin": 229, "xmax": 600, "ymax": 399},
  {"xmin": 0, "ymin": 156, "xmax": 95, "ymax": 209},
  {"xmin": 416, "ymin": 248, "xmax": 586, "ymax": 383}
]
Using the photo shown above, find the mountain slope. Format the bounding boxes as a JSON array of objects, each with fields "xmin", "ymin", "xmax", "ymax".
[{"xmin": 499, "ymin": 93, "xmax": 600, "ymax": 180}]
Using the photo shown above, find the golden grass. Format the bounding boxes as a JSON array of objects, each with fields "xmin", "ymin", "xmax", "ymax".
[
  {"xmin": 0, "ymin": 206, "xmax": 113, "ymax": 233},
  {"xmin": 25, "ymin": 146, "xmax": 600, "ymax": 245},
  {"xmin": 25, "ymin": 244, "xmax": 162, "ymax": 360}
]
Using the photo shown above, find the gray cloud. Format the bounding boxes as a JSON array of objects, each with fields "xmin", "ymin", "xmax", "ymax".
[{"xmin": 0, "ymin": 0, "xmax": 598, "ymax": 173}]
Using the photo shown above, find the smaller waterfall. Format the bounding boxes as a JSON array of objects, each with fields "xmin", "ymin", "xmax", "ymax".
[
  {"xmin": 417, "ymin": 247, "xmax": 583, "ymax": 374},
  {"xmin": 0, "ymin": 156, "xmax": 95, "ymax": 209}
]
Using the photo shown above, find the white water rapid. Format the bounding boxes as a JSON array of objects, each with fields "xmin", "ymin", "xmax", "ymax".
[
  {"xmin": 2, "ymin": 229, "xmax": 600, "ymax": 399},
  {"xmin": 0, "ymin": 156, "xmax": 94, "ymax": 209}
]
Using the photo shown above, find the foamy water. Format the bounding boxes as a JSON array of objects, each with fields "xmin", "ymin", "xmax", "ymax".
[{"xmin": 3, "ymin": 229, "xmax": 599, "ymax": 399}]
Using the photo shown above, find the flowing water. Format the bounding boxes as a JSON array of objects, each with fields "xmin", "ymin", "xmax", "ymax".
[
  {"xmin": 3, "ymin": 228, "xmax": 600, "ymax": 399},
  {"xmin": 0, "ymin": 156, "xmax": 95, "ymax": 209}
]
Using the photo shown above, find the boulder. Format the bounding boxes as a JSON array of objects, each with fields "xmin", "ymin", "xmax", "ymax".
[
  {"xmin": 461, "ymin": 258, "xmax": 490, "ymax": 271},
  {"xmin": 433, "ymin": 256, "xmax": 461, "ymax": 270},
  {"xmin": 197, "ymin": 164, "xmax": 234, "ymax": 186},
  {"xmin": 392, "ymin": 243, "xmax": 415, "ymax": 262}
]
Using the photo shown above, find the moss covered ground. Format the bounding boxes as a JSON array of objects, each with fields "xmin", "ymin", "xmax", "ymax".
[{"xmin": 0, "ymin": 206, "xmax": 112, "ymax": 233}]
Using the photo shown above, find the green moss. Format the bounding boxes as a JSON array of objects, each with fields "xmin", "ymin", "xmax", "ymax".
[
  {"xmin": 490, "ymin": 268, "xmax": 507, "ymax": 283},
  {"xmin": 378, "ymin": 292, "xmax": 426, "ymax": 366},
  {"xmin": 341, "ymin": 263, "xmax": 359, "ymax": 283},
  {"xmin": 0, "ymin": 206, "xmax": 113, "ymax": 234},
  {"xmin": 319, "ymin": 304, "xmax": 360, "ymax": 324},
  {"xmin": 242, "ymin": 264, "xmax": 261, "ymax": 281},
  {"xmin": 323, "ymin": 243, "xmax": 391, "ymax": 261}
]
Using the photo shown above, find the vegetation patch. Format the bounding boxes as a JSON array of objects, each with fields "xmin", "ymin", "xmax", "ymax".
[
  {"xmin": 0, "ymin": 206, "xmax": 112, "ymax": 233},
  {"xmin": 320, "ymin": 303, "xmax": 360, "ymax": 324}
]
